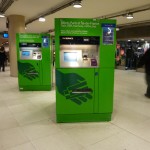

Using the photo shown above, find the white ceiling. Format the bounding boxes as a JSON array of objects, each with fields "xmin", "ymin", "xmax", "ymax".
[{"xmin": 0, "ymin": 0, "xmax": 150, "ymax": 34}]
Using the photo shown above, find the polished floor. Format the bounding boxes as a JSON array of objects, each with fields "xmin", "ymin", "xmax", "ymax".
[{"xmin": 0, "ymin": 67, "xmax": 150, "ymax": 150}]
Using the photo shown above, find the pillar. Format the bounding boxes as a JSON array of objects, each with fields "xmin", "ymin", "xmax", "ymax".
[{"xmin": 8, "ymin": 15, "xmax": 25, "ymax": 77}]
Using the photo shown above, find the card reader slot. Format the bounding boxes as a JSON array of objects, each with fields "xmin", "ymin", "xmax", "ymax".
[{"xmin": 72, "ymin": 88, "xmax": 92, "ymax": 94}]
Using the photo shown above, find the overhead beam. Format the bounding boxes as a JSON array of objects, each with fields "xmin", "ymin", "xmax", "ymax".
[
  {"xmin": 25, "ymin": 0, "xmax": 82, "ymax": 25},
  {"xmin": 117, "ymin": 25, "xmax": 150, "ymax": 39},
  {"xmin": 0, "ymin": 0, "xmax": 15, "ymax": 13},
  {"xmin": 96, "ymin": 4, "xmax": 150, "ymax": 19}
]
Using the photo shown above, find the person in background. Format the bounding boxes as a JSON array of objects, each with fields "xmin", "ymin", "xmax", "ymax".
[
  {"xmin": 125, "ymin": 46, "xmax": 134, "ymax": 70},
  {"xmin": 0, "ymin": 46, "xmax": 6, "ymax": 72},
  {"xmin": 138, "ymin": 48, "xmax": 150, "ymax": 98}
]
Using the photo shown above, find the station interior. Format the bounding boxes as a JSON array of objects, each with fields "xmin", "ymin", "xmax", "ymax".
[{"xmin": 0, "ymin": 0, "xmax": 150, "ymax": 150}]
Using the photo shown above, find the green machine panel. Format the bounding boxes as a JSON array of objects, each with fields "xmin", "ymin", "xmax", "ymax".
[
  {"xmin": 16, "ymin": 33, "xmax": 52, "ymax": 91},
  {"xmin": 98, "ymin": 68, "xmax": 114, "ymax": 113},
  {"xmin": 55, "ymin": 18, "xmax": 116, "ymax": 122},
  {"xmin": 56, "ymin": 68, "xmax": 95, "ymax": 114}
]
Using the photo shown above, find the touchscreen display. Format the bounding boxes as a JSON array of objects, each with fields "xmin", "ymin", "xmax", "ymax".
[
  {"xmin": 22, "ymin": 51, "xmax": 30, "ymax": 57},
  {"xmin": 64, "ymin": 52, "xmax": 77, "ymax": 62}
]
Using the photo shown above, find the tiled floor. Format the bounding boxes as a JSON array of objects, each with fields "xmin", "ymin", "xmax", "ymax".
[{"xmin": 0, "ymin": 67, "xmax": 150, "ymax": 150}]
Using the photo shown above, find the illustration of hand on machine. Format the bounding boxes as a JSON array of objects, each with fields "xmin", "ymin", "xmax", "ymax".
[
  {"xmin": 18, "ymin": 61, "xmax": 39, "ymax": 80},
  {"xmin": 56, "ymin": 70, "xmax": 93, "ymax": 105}
]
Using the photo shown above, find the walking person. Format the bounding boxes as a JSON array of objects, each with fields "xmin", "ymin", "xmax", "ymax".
[
  {"xmin": 0, "ymin": 46, "xmax": 6, "ymax": 72},
  {"xmin": 138, "ymin": 48, "xmax": 150, "ymax": 98}
]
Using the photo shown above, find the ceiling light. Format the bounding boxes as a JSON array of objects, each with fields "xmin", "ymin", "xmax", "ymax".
[
  {"xmin": 0, "ymin": 13, "xmax": 5, "ymax": 18},
  {"xmin": 73, "ymin": 0, "xmax": 82, "ymax": 8},
  {"xmin": 116, "ymin": 28, "xmax": 120, "ymax": 31},
  {"xmin": 39, "ymin": 17, "xmax": 46, "ymax": 22},
  {"xmin": 126, "ymin": 13, "xmax": 133, "ymax": 19}
]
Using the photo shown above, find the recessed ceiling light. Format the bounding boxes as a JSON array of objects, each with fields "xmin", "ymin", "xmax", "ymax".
[
  {"xmin": 39, "ymin": 17, "xmax": 46, "ymax": 22},
  {"xmin": 73, "ymin": 0, "xmax": 82, "ymax": 8},
  {"xmin": 0, "ymin": 13, "xmax": 5, "ymax": 18},
  {"xmin": 126, "ymin": 13, "xmax": 133, "ymax": 19}
]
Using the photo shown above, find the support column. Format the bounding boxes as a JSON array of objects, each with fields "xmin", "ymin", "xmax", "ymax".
[{"xmin": 8, "ymin": 15, "xmax": 25, "ymax": 77}]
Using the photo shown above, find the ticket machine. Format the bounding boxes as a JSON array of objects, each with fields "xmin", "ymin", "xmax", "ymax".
[
  {"xmin": 55, "ymin": 18, "xmax": 116, "ymax": 122},
  {"xmin": 16, "ymin": 33, "xmax": 52, "ymax": 91}
]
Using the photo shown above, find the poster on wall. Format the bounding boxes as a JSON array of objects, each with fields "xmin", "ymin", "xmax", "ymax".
[{"xmin": 102, "ymin": 24, "xmax": 115, "ymax": 45}]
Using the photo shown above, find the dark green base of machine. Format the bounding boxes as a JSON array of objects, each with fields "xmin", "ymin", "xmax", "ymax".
[
  {"xmin": 57, "ymin": 113, "xmax": 112, "ymax": 123},
  {"xmin": 19, "ymin": 85, "xmax": 51, "ymax": 91}
]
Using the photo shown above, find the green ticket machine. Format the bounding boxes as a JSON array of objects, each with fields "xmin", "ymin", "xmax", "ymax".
[
  {"xmin": 55, "ymin": 18, "xmax": 116, "ymax": 122},
  {"xmin": 16, "ymin": 33, "xmax": 52, "ymax": 91}
]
